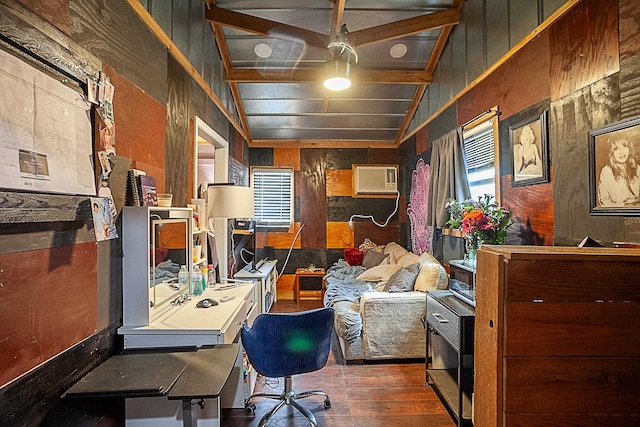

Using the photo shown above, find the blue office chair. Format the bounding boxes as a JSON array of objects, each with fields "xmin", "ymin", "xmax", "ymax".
[{"xmin": 241, "ymin": 307, "xmax": 335, "ymax": 427}]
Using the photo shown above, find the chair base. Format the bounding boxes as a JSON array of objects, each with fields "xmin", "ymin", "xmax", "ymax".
[{"xmin": 245, "ymin": 375, "xmax": 331, "ymax": 427}]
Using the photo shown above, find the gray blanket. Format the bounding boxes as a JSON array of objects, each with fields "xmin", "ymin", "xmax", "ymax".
[{"xmin": 323, "ymin": 260, "xmax": 374, "ymax": 342}]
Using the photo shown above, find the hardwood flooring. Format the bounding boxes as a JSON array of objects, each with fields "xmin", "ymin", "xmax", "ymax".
[{"xmin": 221, "ymin": 299, "xmax": 456, "ymax": 427}]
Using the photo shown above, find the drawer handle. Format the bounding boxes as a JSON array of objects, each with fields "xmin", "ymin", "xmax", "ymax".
[{"xmin": 432, "ymin": 313, "xmax": 449, "ymax": 323}]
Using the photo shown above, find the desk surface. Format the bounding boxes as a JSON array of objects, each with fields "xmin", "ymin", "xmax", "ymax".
[{"xmin": 64, "ymin": 344, "xmax": 239, "ymax": 400}]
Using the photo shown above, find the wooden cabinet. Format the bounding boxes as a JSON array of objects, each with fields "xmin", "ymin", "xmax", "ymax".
[{"xmin": 474, "ymin": 245, "xmax": 640, "ymax": 426}]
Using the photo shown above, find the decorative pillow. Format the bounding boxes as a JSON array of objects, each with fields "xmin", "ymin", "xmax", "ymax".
[
  {"xmin": 343, "ymin": 247, "xmax": 364, "ymax": 266},
  {"xmin": 362, "ymin": 249, "xmax": 389, "ymax": 268},
  {"xmin": 383, "ymin": 263, "xmax": 421, "ymax": 292},
  {"xmin": 414, "ymin": 260, "xmax": 448, "ymax": 292},
  {"xmin": 418, "ymin": 251, "xmax": 439, "ymax": 265},
  {"xmin": 379, "ymin": 252, "xmax": 397, "ymax": 265},
  {"xmin": 359, "ymin": 238, "xmax": 384, "ymax": 253},
  {"xmin": 383, "ymin": 242, "xmax": 409, "ymax": 260},
  {"xmin": 357, "ymin": 264, "xmax": 402, "ymax": 282},
  {"xmin": 397, "ymin": 252, "xmax": 420, "ymax": 267}
]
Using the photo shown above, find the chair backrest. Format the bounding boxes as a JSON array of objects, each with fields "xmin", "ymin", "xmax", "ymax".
[{"xmin": 241, "ymin": 307, "xmax": 335, "ymax": 378}]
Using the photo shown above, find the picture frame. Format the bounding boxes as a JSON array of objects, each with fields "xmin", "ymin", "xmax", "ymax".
[
  {"xmin": 510, "ymin": 110, "xmax": 549, "ymax": 186},
  {"xmin": 588, "ymin": 116, "xmax": 640, "ymax": 216}
]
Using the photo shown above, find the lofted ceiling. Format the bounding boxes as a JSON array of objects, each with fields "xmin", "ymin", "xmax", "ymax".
[{"xmin": 206, "ymin": 0, "xmax": 464, "ymax": 148}]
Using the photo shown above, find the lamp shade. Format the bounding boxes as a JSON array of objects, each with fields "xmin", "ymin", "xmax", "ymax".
[
  {"xmin": 323, "ymin": 59, "xmax": 352, "ymax": 91},
  {"xmin": 207, "ymin": 185, "xmax": 254, "ymax": 218}
]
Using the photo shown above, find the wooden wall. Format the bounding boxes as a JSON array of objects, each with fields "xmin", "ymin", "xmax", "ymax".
[
  {"xmin": 0, "ymin": 1, "xmax": 241, "ymax": 425},
  {"xmin": 250, "ymin": 147, "xmax": 403, "ymax": 299},
  {"xmin": 412, "ymin": 0, "xmax": 640, "ymax": 248}
]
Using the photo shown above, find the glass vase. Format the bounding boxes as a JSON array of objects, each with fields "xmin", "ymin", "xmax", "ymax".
[{"xmin": 465, "ymin": 237, "xmax": 480, "ymax": 266}]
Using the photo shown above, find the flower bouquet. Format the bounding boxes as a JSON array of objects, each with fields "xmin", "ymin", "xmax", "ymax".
[{"xmin": 446, "ymin": 194, "xmax": 512, "ymax": 263}]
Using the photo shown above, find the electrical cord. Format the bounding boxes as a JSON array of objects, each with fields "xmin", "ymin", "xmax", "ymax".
[
  {"xmin": 348, "ymin": 191, "xmax": 400, "ymax": 228},
  {"xmin": 276, "ymin": 223, "xmax": 305, "ymax": 280}
]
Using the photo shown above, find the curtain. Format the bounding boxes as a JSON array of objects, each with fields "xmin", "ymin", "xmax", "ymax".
[{"xmin": 427, "ymin": 128, "xmax": 471, "ymax": 228}]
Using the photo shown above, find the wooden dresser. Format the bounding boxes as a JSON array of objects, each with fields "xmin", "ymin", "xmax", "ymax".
[{"xmin": 474, "ymin": 245, "xmax": 640, "ymax": 426}]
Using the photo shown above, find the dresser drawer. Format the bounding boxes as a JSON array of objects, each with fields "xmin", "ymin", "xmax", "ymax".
[{"xmin": 427, "ymin": 294, "xmax": 460, "ymax": 351}]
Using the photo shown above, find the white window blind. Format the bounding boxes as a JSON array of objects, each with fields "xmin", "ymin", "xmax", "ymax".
[
  {"xmin": 251, "ymin": 168, "xmax": 293, "ymax": 228},
  {"xmin": 463, "ymin": 120, "xmax": 496, "ymax": 201}
]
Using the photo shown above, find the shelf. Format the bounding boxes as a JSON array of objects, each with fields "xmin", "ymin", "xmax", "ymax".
[
  {"xmin": 232, "ymin": 229, "xmax": 254, "ymax": 235},
  {"xmin": 427, "ymin": 368, "xmax": 473, "ymax": 422}
]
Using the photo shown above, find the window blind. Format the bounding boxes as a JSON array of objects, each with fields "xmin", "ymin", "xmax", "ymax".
[{"xmin": 252, "ymin": 168, "xmax": 293, "ymax": 228}]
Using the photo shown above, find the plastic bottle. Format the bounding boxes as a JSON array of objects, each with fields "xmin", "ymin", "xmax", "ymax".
[
  {"xmin": 178, "ymin": 265, "xmax": 189, "ymax": 294},
  {"xmin": 201, "ymin": 265, "xmax": 208, "ymax": 291},
  {"xmin": 191, "ymin": 266, "xmax": 202, "ymax": 296},
  {"xmin": 207, "ymin": 264, "xmax": 215, "ymax": 288}
]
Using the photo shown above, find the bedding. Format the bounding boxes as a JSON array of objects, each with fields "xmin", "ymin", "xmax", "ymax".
[{"xmin": 324, "ymin": 241, "xmax": 448, "ymax": 361}]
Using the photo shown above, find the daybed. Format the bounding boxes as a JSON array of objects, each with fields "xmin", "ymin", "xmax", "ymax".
[{"xmin": 323, "ymin": 241, "xmax": 448, "ymax": 362}]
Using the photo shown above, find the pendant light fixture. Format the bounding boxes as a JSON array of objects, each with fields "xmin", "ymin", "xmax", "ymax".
[{"xmin": 323, "ymin": 24, "xmax": 358, "ymax": 91}]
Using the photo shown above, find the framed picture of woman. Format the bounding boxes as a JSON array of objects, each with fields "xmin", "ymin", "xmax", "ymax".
[
  {"xmin": 589, "ymin": 116, "xmax": 640, "ymax": 216},
  {"xmin": 510, "ymin": 111, "xmax": 549, "ymax": 186}
]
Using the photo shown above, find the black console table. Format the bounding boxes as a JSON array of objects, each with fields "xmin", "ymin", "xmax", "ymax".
[
  {"xmin": 426, "ymin": 290, "xmax": 475, "ymax": 426},
  {"xmin": 63, "ymin": 344, "xmax": 239, "ymax": 426}
]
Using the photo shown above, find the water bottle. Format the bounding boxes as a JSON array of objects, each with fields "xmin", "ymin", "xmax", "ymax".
[
  {"xmin": 207, "ymin": 264, "xmax": 215, "ymax": 288},
  {"xmin": 201, "ymin": 265, "xmax": 208, "ymax": 291},
  {"xmin": 178, "ymin": 265, "xmax": 189, "ymax": 294},
  {"xmin": 191, "ymin": 266, "xmax": 202, "ymax": 296}
]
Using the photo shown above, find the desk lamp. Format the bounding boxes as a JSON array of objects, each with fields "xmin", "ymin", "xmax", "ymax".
[{"xmin": 207, "ymin": 185, "xmax": 255, "ymax": 278}]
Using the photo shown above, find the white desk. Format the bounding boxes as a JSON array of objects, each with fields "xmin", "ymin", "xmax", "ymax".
[{"xmin": 118, "ymin": 283, "xmax": 257, "ymax": 350}]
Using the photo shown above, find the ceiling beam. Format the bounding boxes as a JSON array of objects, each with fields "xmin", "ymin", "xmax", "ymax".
[
  {"xmin": 227, "ymin": 68, "xmax": 432, "ymax": 84},
  {"xmin": 206, "ymin": 6, "xmax": 329, "ymax": 50},
  {"xmin": 329, "ymin": 0, "xmax": 346, "ymax": 43},
  {"xmin": 348, "ymin": 8, "xmax": 460, "ymax": 47},
  {"xmin": 249, "ymin": 139, "xmax": 397, "ymax": 149}
]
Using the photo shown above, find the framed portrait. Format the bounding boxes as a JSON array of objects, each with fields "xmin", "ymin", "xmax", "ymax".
[
  {"xmin": 510, "ymin": 110, "xmax": 549, "ymax": 186},
  {"xmin": 588, "ymin": 116, "xmax": 640, "ymax": 216}
]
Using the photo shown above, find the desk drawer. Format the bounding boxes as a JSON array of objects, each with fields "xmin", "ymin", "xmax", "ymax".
[{"xmin": 427, "ymin": 294, "xmax": 460, "ymax": 351}]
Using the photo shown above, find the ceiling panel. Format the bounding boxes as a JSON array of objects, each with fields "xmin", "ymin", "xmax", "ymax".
[{"xmin": 209, "ymin": 0, "xmax": 462, "ymax": 146}]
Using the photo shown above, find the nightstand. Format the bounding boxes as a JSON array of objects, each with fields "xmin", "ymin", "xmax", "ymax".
[{"xmin": 294, "ymin": 268, "xmax": 325, "ymax": 304}]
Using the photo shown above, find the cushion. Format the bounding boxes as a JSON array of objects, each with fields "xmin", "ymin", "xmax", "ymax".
[
  {"xmin": 362, "ymin": 249, "xmax": 389, "ymax": 268},
  {"xmin": 383, "ymin": 242, "xmax": 409, "ymax": 260},
  {"xmin": 343, "ymin": 247, "xmax": 364, "ymax": 266},
  {"xmin": 397, "ymin": 252, "xmax": 420, "ymax": 267},
  {"xmin": 418, "ymin": 251, "xmax": 439, "ymax": 265},
  {"xmin": 359, "ymin": 238, "xmax": 384, "ymax": 253},
  {"xmin": 379, "ymin": 252, "xmax": 397, "ymax": 265},
  {"xmin": 383, "ymin": 263, "xmax": 421, "ymax": 292},
  {"xmin": 357, "ymin": 264, "xmax": 402, "ymax": 282},
  {"xmin": 414, "ymin": 260, "xmax": 448, "ymax": 292}
]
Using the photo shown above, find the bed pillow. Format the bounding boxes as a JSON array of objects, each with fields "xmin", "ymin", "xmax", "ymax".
[
  {"xmin": 383, "ymin": 263, "xmax": 421, "ymax": 292},
  {"xmin": 418, "ymin": 251, "xmax": 439, "ymax": 265},
  {"xmin": 383, "ymin": 242, "xmax": 409, "ymax": 260},
  {"xmin": 397, "ymin": 252, "xmax": 420, "ymax": 267},
  {"xmin": 357, "ymin": 264, "xmax": 402, "ymax": 282},
  {"xmin": 362, "ymin": 249, "xmax": 389, "ymax": 268},
  {"xmin": 359, "ymin": 238, "xmax": 384, "ymax": 253},
  {"xmin": 343, "ymin": 247, "xmax": 364, "ymax": 266},
  {"xmin": 414, "ymin": 260, "xmax": 448, "ymax": 292}
]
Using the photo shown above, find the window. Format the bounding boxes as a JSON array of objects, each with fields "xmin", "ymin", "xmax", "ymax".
[
  {"xmin": 251, "ymin": 167, "xmax": 294, "ymax": 229},
  {"xmin": 463, "ymin": 115, "xmax": 500, "ymax": 202}
]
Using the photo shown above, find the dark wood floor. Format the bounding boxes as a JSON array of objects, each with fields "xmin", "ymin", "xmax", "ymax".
[{"xmin": 221, "ymin": 299, "xmax": 456, "ymax": 427}]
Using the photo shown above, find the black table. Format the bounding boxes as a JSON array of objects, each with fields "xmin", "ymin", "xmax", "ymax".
[{"xmin": 64, "ymin": 344, "xmax": 239, "ymax": 427}]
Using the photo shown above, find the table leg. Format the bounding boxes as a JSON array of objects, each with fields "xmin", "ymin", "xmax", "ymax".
[{"xmin": 182, "ymin": 400, "xmax": 194, "ymax": 427}]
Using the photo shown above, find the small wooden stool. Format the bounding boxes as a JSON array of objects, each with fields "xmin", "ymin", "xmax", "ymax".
[{"xmin": 294, "ymin": 268, "xmax": 326, "ymax": 304}]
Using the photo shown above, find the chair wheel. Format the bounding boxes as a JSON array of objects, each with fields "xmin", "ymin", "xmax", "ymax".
[
  {"xmin": 245, "ymin": 403, "xmax": 256, "ymax": 414},
  {"xmin": 324, "ymin": 398, "xmax": 331, "ymax": 410}
]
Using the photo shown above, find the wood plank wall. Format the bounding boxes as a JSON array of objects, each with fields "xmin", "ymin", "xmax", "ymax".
[
  {"xmin": 421, "ymin": 0, "xmax": 639, "ymax": 248},
  {"xmin": 252, "ymin": 147, "xmax": 403, "ymax": 299},
  {"xmin": 0, "ymin": 1, "xmax": 239, "ymax": 425}
]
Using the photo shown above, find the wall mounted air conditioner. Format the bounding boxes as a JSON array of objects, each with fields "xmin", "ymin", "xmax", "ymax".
[{"xmin": 353, "ymin": 165, "xmax": 398, "ymax": 195}]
